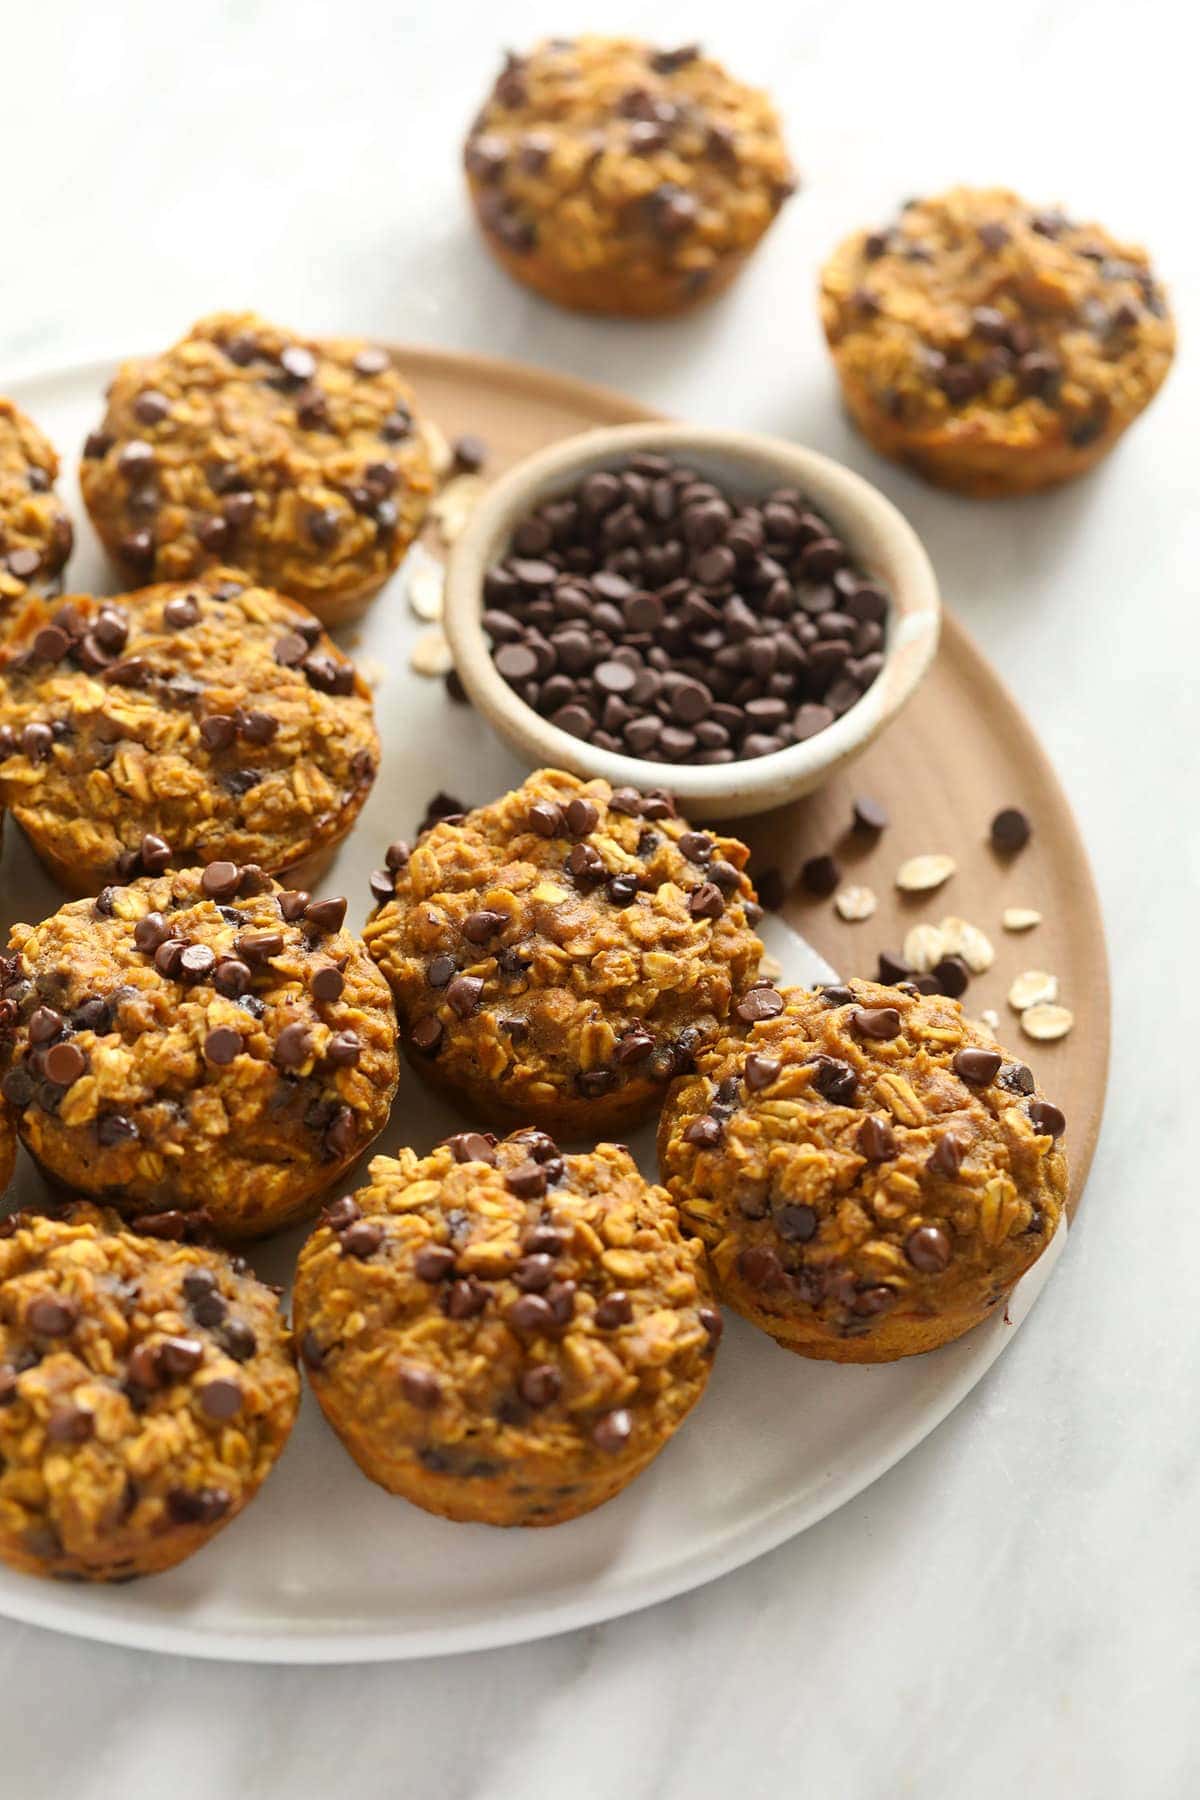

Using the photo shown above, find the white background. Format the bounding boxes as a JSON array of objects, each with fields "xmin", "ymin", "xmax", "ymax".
[{"xmin": 1, "ymin": 1, "xmax": 1197, "ymax": 1795}]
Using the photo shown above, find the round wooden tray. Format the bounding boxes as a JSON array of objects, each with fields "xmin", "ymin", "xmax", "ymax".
[{"xmin": 405, "ymin": 347, "xmax": 1108, "ymax": 1215}]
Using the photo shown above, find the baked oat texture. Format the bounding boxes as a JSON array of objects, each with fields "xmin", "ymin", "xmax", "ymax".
[
  {"xmin": 0, "ymin": 1206, "xmax": 298, "ymax": 1581},
  {"xmin": 0, "ymin": 863, "xmax": 399, "ymax": 1240},
  {"xmin": 819, "ymin": 186, "xmax": 1175, "ymax": 496},
  {"xmin": 657, "ymin": 978, "xmax": 1068, "ymax": 1361},
  {"xmin": 464, "ymin": 37, "xmax": 795, "ymax": 318},
  {"xmin": 79, "ymin": 313, "xmax": 434, "ymax": 625},
  {"xmin": 0, "ymin": 571, "xmax": 379, "ymax": 897},
  {"xmin": 0, "ymin": 1101, "xmax": 14, "ymax": 1198},
  {"xmin": 0, "ymin": 399, "xmax": 73, "ymax": 631},
  {"xmin": 294, "ymin": 1134, "xmax": 719, "ymax": 1526},
  {"xmin": 363, "ymin": 769, "xmax": 764, "ymax": 1137}
]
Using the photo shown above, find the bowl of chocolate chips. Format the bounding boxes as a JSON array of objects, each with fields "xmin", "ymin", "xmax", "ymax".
[{"xmin": 444, "ymin": 422, "xmax": 940, "ymax": 818}]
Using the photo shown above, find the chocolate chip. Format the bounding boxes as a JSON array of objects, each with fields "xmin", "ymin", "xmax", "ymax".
[
  {"xmin": 443, "ymin": 1131, "xmax": 496, "ymax": 1165},
  {"xmin": 684, "ymin": 1115, "xmax": 723, "ymax": 1148},
  {"xmin": 204, "ymin": 1027, "xmax": 242, "ymax": 1065},
  {"xmin": 801, "ymin": 854, "xmax": 841, "ymax": 897},
  {"xmin": 415, "ymin": 1245, "xmax": 456, "ymax": 1282},
  {"xmin": 519, "ymin": 1363, "xmax": 562, "ymax": 1408},
  {"xmin": 506, "ymin": 1159, "xmax": 548, "ymax": 1199},
  {"xmin": 310, "ymin": 965, "xmax": 345, "ymax": 1004},
  {"xmin": 905, "ymin": 1224, "xmax": 952, "ymax": 1272},
  {"xmin": 775, "ymin": 1202, "xmax": 817, "ymax": 1242},
  {"xmin": 46, "ymin": 1403, "xmax": 94, "ymax": 1444},
  {"xmin": 158, "ymin": 1335, "xmax": 205, "ymax": 1376},
  {"xmin": 446, "ymin": 974, "xmax": 483, "ymax": 1018},
  {"xmin": 341, "ymin": 1219, "xmax": 384, "ymax": 1259},
  {"xmin": 811, "ymin": 1055, "xmax": 858, "ymax": 1103},
  {"xmin": 953, "ymin": 1047, "xmax": 1002, "ymax": 1085},
  {"xmin": 688, "ymin": 882, "xmax": 725, "ymax": 920},
  {"xmin": 744, "ymin": 1053, "xmax": 780, "ymax": 1091},
  {"xmin": 735, "ymin": 986, "xmax": 784, "ymax": 1025},
  {"xmin": 167, "ymin": 1485, "xmax": 232, "ymax": 1525},
  {"xmin": 201, "ymin": 861, "xmax": 241, "ymax": 901},
  {"xmin": 592, "ymin": 1407, "xmax": 632, "ymax": 1452},
  {"xmin": 857, "ymin": 1115, "xmax": 896, "ymax": 1161},
  {"xmin": 852, "ymin": 1006, "xmax": 902, "ymax": 1040},
  {"xmin": 27, "ymin": 1294, "xmax": 77, "ymax": 1336},
  {"xmin": 411, "ymin": 1016, "xmax": 443, "ymax": 1054},
  {"xmin": 199, "ymin": 1378, "xmax": 243, "ymax": 1420},
  {"xmin": 927, "ymin": 1133, "xmax": 966, "ymax": 1178},
  {"xmin": 852, "ymin": 794, "xmax": 888, "ymax": 834},
  {"xmin": 400, "ymin": 1366, "xmax": 442, "ymax": 1409},
  {"xmin": 932, "ymin": 956, "xmax": 970, "ymax": 999},
  {"xmin": 303, "ymin": 897, "xmax": 347, "ymax": 934},
  {"xmin": 44, "ymin": 1042, "xmax": 87, "ymax": 1087},
  {"xmin": 326, "ymin": 1030, "xmax": 362, "ymax": 1067},
  {"xmin": 1028, "ymin": 1099, "xmax": 1066, "ymax": 1140},
  {"xmin": 200, "ymin": 714, "xmax": 237, "ymax": 752},
  {"xmin": 991, "ymin": 807, "xmax": 1032, "ymax": 853},
  {"xmin": 274, "ymin": 1022, "xmax": 312, "ymax": 1068}
]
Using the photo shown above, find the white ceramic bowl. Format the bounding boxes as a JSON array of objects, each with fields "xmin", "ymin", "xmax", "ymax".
[{"xmin": 443, "ymin": 422, "xmax": 940, "ymax": 819}]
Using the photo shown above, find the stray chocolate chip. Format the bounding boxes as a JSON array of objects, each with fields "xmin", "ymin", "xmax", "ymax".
[
  {"xmin": 801, "ymin": 854, "xmax": 841, "ymax": 897},
  {"xmin": 932, "ymin": 955, "xmax": 970, "ymax": 999},
  {"xmin": 991, "ymin": 807, "xmax": 1032, "ymax": 853},
  {"xmin": 852, "ymin": 795, "xmax": 889, "ymax": 833}
]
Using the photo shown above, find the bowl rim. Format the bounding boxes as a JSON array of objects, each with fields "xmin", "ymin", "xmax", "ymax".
[{"xmin": 442, "ymin": 421, "xmax": 941, "ymax": 808}]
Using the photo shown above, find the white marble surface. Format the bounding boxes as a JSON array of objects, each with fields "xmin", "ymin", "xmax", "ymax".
[{"xmin": 1, "ymin": 0, "xmax": 1196, "ymax": 1792}]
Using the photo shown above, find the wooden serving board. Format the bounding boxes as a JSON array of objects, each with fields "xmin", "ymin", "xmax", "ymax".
[{"xmin": 401, "ymin": 347, "xmax": 1108, "ymax": 1217}]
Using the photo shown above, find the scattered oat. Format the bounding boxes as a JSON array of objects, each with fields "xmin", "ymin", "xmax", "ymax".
[
  {"xmin": 903, "ymin": 922, "xmax": 946, "ymax": 971},
  {"xmin": 409, "ymin": 627, "xmax": 454, "ymax": 678},
  {"xmin": 357, "ymin": 656, "xmax": 387, "ymax": 689},
  {"xmin": 406, "ymin": 550, "xmax": 445, "ymax": 622},
  {"xmin": 939, "ymin": 916, "xmax": 995, "ymax": 973},
  {"xmin": 980, "ymin": 1008, "xmax": 1000, "ymax": 1033},
  {"xmin": 1021, "ymin": 1003, "xmax": 1074, "ymax": 1042},
  {"xmin": 758, "ymin": 951, "xmax": 784, "ymax": 981},
  {"xmin": 835, "ymin": 884, "xmax": 876, "ymax": 922},
  {"xmin": 421, "ymin": 418, "xmax": 454, "ymax": 480},
  {"xmin": 1003, "ymin": 907, "xmax": 1042, "ymax": 932},
  {"xmin": 1008, "ymin": 970, "xmax": 1059, "ymax": 1013},
  {"xmin": 431, "ymin": 474, "xmax": 486, "ymax": 543},
  {"xmin": 896, "ymin": 854, "xmax": 956, "ymax": 894}
]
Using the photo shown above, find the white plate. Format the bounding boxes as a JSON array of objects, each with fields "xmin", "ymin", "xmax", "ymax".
[{"xmin": 0, "ymin": 357, "xmax": 1066, "ymax": 1663}]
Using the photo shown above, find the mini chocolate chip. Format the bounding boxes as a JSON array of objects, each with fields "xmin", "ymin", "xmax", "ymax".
[
  {"xmin": 303, "ymin": 897, "xmax": 348, "ymax": 934},
  {"xmin": 411, "ymin": 1016, "xmax": 443, "ymax": 1054},
  {"xmin": 443, "ymin": 1131, "xmax": 496, "ymax": 1165},
  {"xmin": 852, "ymin": 795, "xmax": 889, "ymax": 833},
  {"xmin": 201, "ymin": 861, "xmax": 242, "ymax": 901},
  {"xmin": 735, "ymin": 985, "xmax": 784, "ymax": 1025},
  {"xmin": 592, "ymin": 1407, "xmax": 633, "ymax": 1452},
  {"xmin": 445, "ymin": 1278, "xmax": 489, "ymax": 1321},
  {"xmin": 46, "ymin": 1403, "xmax": 94, "ymax": 1445},
  {"xmin": 200, "ymin": 714, "xmax": 237, "ymax": 751},
  {"xmin": 44, "ymin": 1042, "xmax": 87, "ymax": 1087},
  {"xmin": 462, "ymin": 909, "xmax": 506, "ymax": 943},
  {"xmin": 744, "ymin": 1053, "xmax": 780, "ymax": 1092},
  {"xmin": 158, "ymin": 1336, "xmax": 205, "ymax": 1376},
  {"xmin": 527, "ymin": 801, "xmax": 563, "ymax": 836},
  {"xmin": 775, "ymin": 1202, "xmax": 817, "ymax": 1242},
  {"xmin": 506, "ymin": 1159, "xmax": 548, "ymax": 1199},
  {"xmin": 905, "ymin": 1224, "xmax": 952, "ymax": 1272},
  {"xmin": 932, "ymin": 956, "xmax": 970, "ymax": 999},
  {"xmin": 27, "ymin": 1294, "xmax": 78, "ymax": 1336},
  {"xmin": 688, "ymin": 882, "xmax": 725, "ymax": 920},
  {"xmin": 400, "ymin": 1366, "xmax": 442, "ymax": 1409},
  {"xmin": 415, "ymin": 1245, "xmax": 456, "ymax": 1282},
  {"xmin": 810, "ymin": 1056, "xmax": 858, "ymax": 1103}
]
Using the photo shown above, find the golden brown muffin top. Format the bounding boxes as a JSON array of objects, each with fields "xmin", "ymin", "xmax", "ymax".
[
  {"xmin": 296, "ymin": 1134, "xmax": 718, "ymax": 1472},
  {"xmin": 465, "ymin": 38, "xmax": 795, "ymax": 290},
  {"xmin": 820, "ymin": 187, "xmax": 1174, "ymax": 449},
  {"xmin": 658, "ymin": 978, "xmax": 1067, "ymax": 1346},
  {"xmin": 79, "ymin": 312, "xmax": 433, "ymax": 612},
  {"xmin": 364, "ymin": 768, "xmax": 764, "ymax": 1112},
  {"xmin": 0, "ymin": 864, "xmax": 398, "ymax": 1235},
  {"xmin": 0, "ymin": 1205, "xmax": 298, "ymax": 1576},
  {"xmin": 0, "ymin": 571, "xmax": 378, "ymax": 888},
  {"xmin": 0, "ymin": 399, "xmax": 73, "ymax": 628}
]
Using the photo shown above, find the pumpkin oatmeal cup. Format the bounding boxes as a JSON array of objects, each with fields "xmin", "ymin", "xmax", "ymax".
[
  {"xmin": 819, "ymin": 186, "xmax": 1175, "ymax": 496},
  {"xmin": 294, "ymin": 1133, "xmax": 719, "ymax": 1525},
  {"xmin": 0, "ymin": 862, "xmax": 399, "ymax": 1241},
  {"xmin": 464, "ymin": 37, "xmax": 796, "ymax": 318},
  {"xmin": 79, "ymin": 313, "xmax": 434, "ymax": 625},
  {"xmin": 0, "ymin": 570, "xmax": 378, "ymax": 898},
  {"xmin": 0, "ymin": 398, "xmax": 73, "ymax": 631},
  {"xmin": 0, "ymin": 1205, "xmax": 298, "ymax": 1581},
  {"xmin": 657, "ymin": 978, "xmax": 1067, "ymax": 1362},
  {"xmin": 363, "ymin": 770, "xmax": 764, "ymax": 1138}
]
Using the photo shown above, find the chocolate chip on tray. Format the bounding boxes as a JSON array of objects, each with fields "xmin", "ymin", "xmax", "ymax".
[{"xmin": 480, "ymin": 455, "xmax": 890, "ymax": 765}]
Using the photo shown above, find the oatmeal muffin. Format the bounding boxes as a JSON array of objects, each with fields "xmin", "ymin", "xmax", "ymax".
[
  {"xmin": 464, "ymin": 38, "xmax": 796, "ymax": 318},
  {"xmin": 294, "ymin": 1133, "xmax": 719, "ymax": 1525},
  {"xmin": 79, "ymin": 313, "xmax": 434, "ymax": 625},
  {"xmin": 0, "ymin": 398, "xmax": 73, "ymax": 630},
  {"xmin": 0, "ymin": 570, "xmax": 378, "ymax": 897},
  {"xmin": 657, "ymin": 978, "xmax": 1067, "ymax": 1361},
  {"xmin": 0, "ymin": 862, "xmax": 398, "ymax": 1241},
  {"xmin": 364, "ymin": 770, "xmax": 764, "ymax": 1137},
  {"xmin": 819, "ymin": 187, "xmax": 1175, "ymax": 496},
  {"xmin": 0, "ymin": 1205, "xmax": 298, "ymax": 1581}
]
